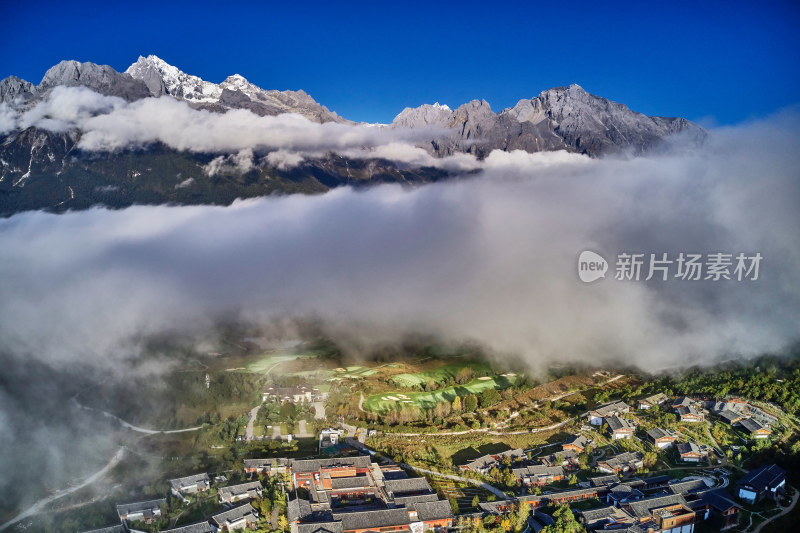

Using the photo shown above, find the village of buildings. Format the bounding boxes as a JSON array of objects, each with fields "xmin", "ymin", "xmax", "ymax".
[{"xmin": 75, "ymin": 375, "xmax": 796, "ymax": 533}]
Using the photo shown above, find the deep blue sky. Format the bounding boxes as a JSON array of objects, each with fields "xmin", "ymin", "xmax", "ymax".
[{"xmin": 1, "ymin": 0, "xmax": 798, "ymax": 125}]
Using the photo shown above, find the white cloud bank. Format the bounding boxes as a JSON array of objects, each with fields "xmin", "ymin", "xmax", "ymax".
[
  {"xmin": 3, "ymin": 87, "xmax": 478, "ymax": 171},
  {"xmin": 0, "ymin": 108, "xmax": 798, "ymax": 373}
]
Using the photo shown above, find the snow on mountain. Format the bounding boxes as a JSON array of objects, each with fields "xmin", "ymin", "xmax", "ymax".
[{"xmin": 126, "ymin": 55, "xmax": 222, "ymax": 103}]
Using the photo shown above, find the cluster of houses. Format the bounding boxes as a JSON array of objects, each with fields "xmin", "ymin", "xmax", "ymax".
[
  {"xmin": 475, "ymin": 462, "xmax": 786, "ymax": 532},
  {"xmin": 263, "ymin": 382, "xmax": 325, "ymax": 404},
  {"xmin": 81, "ymin": 388, "xmax": 787, "ymax": 533},
  {"xmin": 710, "ymin": 398, "xmax": 776, "ymax": 438},
  {"xmin": 246, "ymin": 456, "xmax": 454, "ymax": 533},
  {"xmin": 83, "ymin": 473, "xmax": 264, "ymax": 533},
  {"xmin": 83, "ymin": 455, "xmax": 455, "ymax": 533}
]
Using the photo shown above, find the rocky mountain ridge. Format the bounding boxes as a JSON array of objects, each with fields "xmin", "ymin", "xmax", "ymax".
[{"xmin": 0, "ymin": 56, "xmax": 706, "ymax": 216}]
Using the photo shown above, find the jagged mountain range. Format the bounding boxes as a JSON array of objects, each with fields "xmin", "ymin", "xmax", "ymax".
[{"xmin": 0, "ymin": 56, "xmax": 705, "ymax": 216}]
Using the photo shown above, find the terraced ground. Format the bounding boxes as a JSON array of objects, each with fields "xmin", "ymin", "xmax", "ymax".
[
  {"xmin": 364, "ymin": 374, "xmax": 517, "ymax": 412},
  {"xmin": 389, "ymin": 361, "xmax": 493, "ymax": 388}
]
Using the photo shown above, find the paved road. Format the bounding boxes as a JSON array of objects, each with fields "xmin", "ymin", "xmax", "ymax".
[
  {"xmin": 400, "ymin": 463, "xmax": 506, "ymax": 499},
  {"xmin": 73, "ymin": 398, "xmax": 202, "ymax": 434},
  {"xmin": 313, "ymin": 401, "xmax": 326, "ymax": 420},
  {"xmin": 752, "ymin": 487, "xmax": 798, "ymax": 533},
  {"xmin": 297, "ymin": 420, "xmax": 312, "ymax": 438},
  {"xmin": 0, "ymin": 447, "xmax": 126, "ymax": 532},
  {"xmin": 245, "ymin": 404, "xmax": 261, "ymax": 440}
]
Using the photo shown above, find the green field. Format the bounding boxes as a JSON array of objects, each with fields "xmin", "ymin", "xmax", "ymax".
[
  {"xmin": 244, "ymin": 354, "xmax": 313, "ymax": 373},
  {"xmin": 364, "ymin": 375, "xmax": 516, "ymax": 412},
  {"xmin": 390, "ymin": 361, "xmax": 493, "ymax": 388},
  {"xmin": 334, "ymin": 366, "xmax": 379, "ymax": 379}
]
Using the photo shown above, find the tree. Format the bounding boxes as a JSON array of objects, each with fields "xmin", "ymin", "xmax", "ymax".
[
  {"xmin": 568, "ymin": 473, "xmax": 578, "ymax": 485},
  {"xmin": 465, "ymin": 394, "xmax": 478, "ymax": 412},
  {"xmin": 515, "ymin": 502, "xmax": 529, "ymax": 532},
  {"xmin": 456, "ymin": 367, "xmax": 474, "ymax": 384},
  {"xmin": 643, "ymin": 451, "xmax": 658, "ymax": 468},
  {"xmin": 541, "ymin": 504, "xmax": 585, "ymax": 533},
  {"xmin": 449, "ymin": 497, "xmax": 460, "ymax": 514},
  {"xmin": 278, "ymin": 515, "xmax": 288, "ymax": 533},
  {"xmin": 452, "ymin": 396, "xmax": 463, "ymax": 412},
  {"xmin": 480, "ymin": 388, "xmax": 501, "ymax": 408},
  {"xmin": 471, "ymin": 495, "xmax": 480, "ymax": 508}
]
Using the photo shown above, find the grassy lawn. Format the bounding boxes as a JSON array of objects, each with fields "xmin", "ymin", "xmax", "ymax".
[
  {"xmin": 333, "ymin": 366, "xmax": 379, "ymax": 378},
  {"xmin": 364, "ymin": 375, "xmax": 516, "ymax": 412},
  {"xmin": 245, "ymin": 354, "xmax": 313, "ymax": 373},
  {"xmin": 389, "ymin": 361, "xmax": 493, "ymax": 388}
]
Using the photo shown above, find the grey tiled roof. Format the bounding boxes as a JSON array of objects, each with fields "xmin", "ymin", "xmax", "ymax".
[
  {"xmin": 599, "ymin": 451, "xmax": 643, "ymax": 470},
  {"xmin": 169, "ymin": 473, "xmax": 210, "ymax": 491},
  {"xmin": 590, "ymin": 401, "xmax": 630, "ymax": 417},
  {"xmin": 384, "ymin": 477, "xmax": 433, "ymax": 495},
  {"xmin": 296, "ymin": 523, "xmax": 345, "ymax": 533},
  {"xmin": 668, "ymin": 479, "xmax": 708, "ymax": 495},
  {"xmin": 165, "ymin": 521, "xmax": 214, "ymax": 533},
  {"xmin": 116, "ymin": 498, "xmax": 165, "ymax": 517},
  {"xmin": 740, "ymin": 418, "xmax": 769, "ymax": 433},
  {"xmin": 210, "ymin": 503, "xmax": 258, "ymax": 527},
  {"xmin": 646, "ymin": 428, "xmax": 677, "ymax": 441},
  {"xmin": 607, "ymin": 415, "xmax": 633, "ymax": 432},
  {"xmin": 718, "ymin": 409, "xmax": 743, "ymax": 423},
  {"xmin": 512, "ymin": 465, "xmax": 565, "ymax": 480},
  {"xmin": 220, "ymin": 480, "xmax": 263, "ymax": 499},
  {"xmin": 590, "ymin": 474, "xmax": 618, "ymax": 487},
  {"xmin": 462, "ymin": 448, "xmax": 524, "ymax": 470},
  {"xmin": 410, "ymin": 500, "xmax": 453, "ymax": 521},
  {"xmin": 737, "ymin": 464, "xmax": 786, "ymax": 492},
  {"xmin": 333, "ymin": 508, "xmax": 412, "ymax": 530},
  {"xmin": 563, "ymin": 435, "xmax": 588, "ymax": 448},
  {"xmin": 244, "ymin": 457, "xmax": 290, "ymax": 469},
  {"xmin": 393, "ymin": 494, "xmax": 441, "ymax": 506},
  {"xmin": 330, "ymin": 476, "xmax": 373, "ymax": 490},
  {"xmin": 288, "ymin": 498, "xmax": 313, "ymax": 523},
  {"xmin": 641, "ymin": 393, "xmax": 668, "ymax": 405},
  {"xmin": 697, "ymin": 488, "xmax": 739, "ymax": 512},
  {"xmin": 627, "ymin": 494, "xmax": 689, "ymax": 519},
  {"xmin": 676, "ymin": 442, "xmax": 702, "ymax": 456},
  {"xmin": 292, "ymin": 456, "xmax": 372, "ymax": 473}
]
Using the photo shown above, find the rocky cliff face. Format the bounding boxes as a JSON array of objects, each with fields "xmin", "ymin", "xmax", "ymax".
[
  {"xmin": 124, "ymin": 55, "xmax": 347, "ymax": 123},
  {"xmin": 393, "ymin": 84, "xmax": 705, "ymax": 157},
  {"xmin": 39, "ymin": 60, "xmax": 152, "ymax": 101}
]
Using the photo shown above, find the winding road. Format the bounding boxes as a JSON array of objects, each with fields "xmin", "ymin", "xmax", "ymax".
[
  {"xmin": 751, "ymin": 488, "xmax": 798, "ymax": 533},
  {"xmin": 0, "ymin": 447, "xmax": 126, "ymax": 532},
  {"xmin": 73, "ymin": 398, "xmax": 202, "ymax": 434}
]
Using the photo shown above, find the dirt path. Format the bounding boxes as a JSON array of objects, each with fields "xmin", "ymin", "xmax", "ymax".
[
  {"xmin": 751, "ymin": 488, "xmax": 798, "ymax": 533},
  {"xmin": 0, "ymin": 447, "xmax": 125, "ymax": 532},
  {"xmin": 297, "ymin": 420, "xmax": 312, "ymax": 438},
  {"xmin": 245, "ymin": 404, "xmax": 261, "ymax": 440},
  {"xmin": 72, "ymin": 398, "xmax": 202, "ymax": 434}
]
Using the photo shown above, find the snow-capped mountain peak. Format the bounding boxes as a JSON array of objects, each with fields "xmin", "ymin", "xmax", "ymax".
[{"xmin": 126, "ymin": 55, "xmax": 221, "ymax": 102}]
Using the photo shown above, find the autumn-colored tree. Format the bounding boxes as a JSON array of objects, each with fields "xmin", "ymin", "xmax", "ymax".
[{"xmin": 452, "ymin": 396, "xmax": 462, "ymax": 412}]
